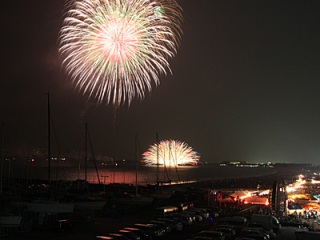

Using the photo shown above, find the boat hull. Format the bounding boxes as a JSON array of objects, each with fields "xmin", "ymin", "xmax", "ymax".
[
  {"xmin": 0, "ymin": 216, "xmax": 22, "ymax": 226},
  {"xmin": 13, "ymin": 201, "xmax": 74, "ymax": 213}
]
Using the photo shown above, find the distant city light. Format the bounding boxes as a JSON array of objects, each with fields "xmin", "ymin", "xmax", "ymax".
[{"xmin": 142, "ymin": 140, "xmax": 200, "ymax": 167}]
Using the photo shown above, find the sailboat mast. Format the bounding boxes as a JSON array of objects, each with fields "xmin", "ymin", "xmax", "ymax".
[
  {"xmin": 156, "ymin": 132, "xmax": 159, "ymax": 185},
  {"xmin": 47, "ymin": 93, "xmax": 51, "ymax": 194},
  {"xmin": 0, "ymin": 122, "xmax": 4, "ymax": 196},
  {"xmin": 85, "ymin": 123, "xmax": 88, "ymax": 182},
  {"xmin": 135, "ymin": 134, "xmax": 138, "ymax": 196},
  {"xmin": 87, "ymin": 124, "xmax": 100, "ymax": 184}
]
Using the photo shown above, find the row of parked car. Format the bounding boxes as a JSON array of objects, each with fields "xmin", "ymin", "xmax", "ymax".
[
  {"xmin": 190, "ymin": 226, "xmax": 275, "ymax": 240},
  {"xmin": 95, "ymin": 207, "xmax": 219, "ymax": 240},
  {"xmin": 95, "ymin": 206, "xmax": 281, "ymax": 240},
  {"xmin": 189, "ymin": 214, "xmax": 280, "ymax": 240}
]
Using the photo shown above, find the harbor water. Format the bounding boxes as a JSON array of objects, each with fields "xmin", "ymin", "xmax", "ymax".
[{"xmin": 25, "ymin": 164, "xmax": 278, "ymax": 185}]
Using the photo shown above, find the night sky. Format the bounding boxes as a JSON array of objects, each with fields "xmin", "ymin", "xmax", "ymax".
[{"xmin": 1, "ymin": 0, "xmax": 320, "ymax": 164}]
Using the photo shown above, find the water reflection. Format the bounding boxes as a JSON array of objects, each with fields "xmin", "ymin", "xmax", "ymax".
[{"xmin": 29, "ymin": 165, "xmax": 277, "ymax": 185}]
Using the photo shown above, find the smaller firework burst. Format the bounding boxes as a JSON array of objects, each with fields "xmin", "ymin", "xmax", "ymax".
[{"xmin": 142, "ymin": 140, "xmax": 200, "ymax": 167}]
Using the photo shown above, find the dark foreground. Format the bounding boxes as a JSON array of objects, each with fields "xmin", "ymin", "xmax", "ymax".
[
  {"xmin": 2, "ymin": 212, "xmax": 303, "ymax": 240},
  {"xmin": 2, "ymin": 165, "xmax": 318, "ymax": 240}
]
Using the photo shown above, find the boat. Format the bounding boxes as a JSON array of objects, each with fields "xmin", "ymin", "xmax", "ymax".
[
  {"xmin": 12, "ymin": 200, "xmax": 74, "ymax": 213},
  {"xmin": 0, "ymin": 216, "xmax": 22, "ymax": 226},
  {"xmin": 0, "ymin": 124, "xmax": 23, "ymax": 234},
  {"xmin": 0, "ymin": 215, "xmax": 22, "ymax": 238},
  {"xmin": 111, "ymin": 191, "xmax": 154, "ymax": 206},
  {"xmin": 27, "ymin": 201, "xmax": 74, "ymax": 213},
  {"xmin": 108, "ymin": 135, "xmax": 155, "ymax": 206},
  {"xmin": 74, "ymin": 199, "xmax": 106, "ymax": 211},
  {"xmin": 70, "ymin": 124, "xmax": 106, "ymax": 212}
]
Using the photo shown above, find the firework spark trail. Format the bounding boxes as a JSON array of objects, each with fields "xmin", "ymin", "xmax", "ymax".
[
  {"xmin": 59, "ymin": 0, "xmax": 183, "ymax": 106},
  {"xmin": 142, "ymin": 140, "xmax": 200, "ymax": 167}
]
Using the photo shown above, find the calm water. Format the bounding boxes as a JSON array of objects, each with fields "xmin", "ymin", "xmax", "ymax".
[{"xmin": 25, "ymin": 165, "xmax": 278, "ymax": 185}]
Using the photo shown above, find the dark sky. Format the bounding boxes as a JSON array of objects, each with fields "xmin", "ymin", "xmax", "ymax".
[{"xmin": 1, "ymin": 0, "xmax": 320, "ymax": 164}]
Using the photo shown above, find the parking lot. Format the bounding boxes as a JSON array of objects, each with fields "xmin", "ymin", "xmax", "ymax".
[{"xmin": 3, "ymin": 205, "xmax": 315, "ymax": 240}]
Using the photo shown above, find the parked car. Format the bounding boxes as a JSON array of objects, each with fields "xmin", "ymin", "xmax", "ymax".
[
  {"xmin": 156, "ymin": 218, "xmax": 183, "ymax": 231},
  {"xmin": 236, "ymin": 237, "xmax": 265, "ymax": 240},
  {"xmin": 171, "ymin": 213, "xmax": 193, "ymax": 225},
  {"xmin": 134, "ymin": 223, "xmax": 165, "ymax": 238},
  {"xmin": 204, "ymin": 207, "xmax": 221, "ymax": 218},
  {"xmin": 184, "ymin": 210, "xmax": 203, "ymax": 222},
  {"xmin": 196, "ymin": 230, "xmax": 226, "ymax": 240},
  {"xmin": 215, "ymin": 227, "xmax": 236, "ymax": 240},
  {"xmin": 96, "ymin": 234, "xmax": 129, "ymax": 240},
  {"xmin": 250, "ymin": 214, "xmax": 281, "ymax": 233},
  {"xmin": 149, "ymin": 220, "xmax": 171, "ymax": 233},
  {"xmin": 192, "ymin": 237, "xmax": 215, "ymax": 240},
  {"xmin": 214, "ymin": 224, "xmax": 236, "ymax": 231},
  {"xmin": 187, "ymin": 208, "xmax": 210, "ymax": 220},
  {"xmin": 118, "ymin": 229, "xmax": 141, "ymax": 240},
  {"xmin": 218, "ymin": 216, "xmax": 247, "ymax": 227},
  {"xmin": 239, "ymin": 227, "xmax": 269, "ymax": 240},
  {"xmin": 235, "ymin": 238, "xmax": 256, "ymax": 240},
  {"xmin": 218, "ymin": 216, "xmax": 248, "ymax": 235},
  {"xmin": 247, "ymin": 223, "xmax": 276, "ymax": 239},
  {"xmin": 155, "ymin": 206, "xmax": 179, "ymax": 217},
  {"xmin": 123, "ymin": 227, "xmax": 152, "ymax": 240},
  {"xmin": 108, "ymin": 233, "xmax": 130, "ymax": 240}
]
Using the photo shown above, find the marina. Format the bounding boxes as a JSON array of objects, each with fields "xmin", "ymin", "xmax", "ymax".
[{"xmin": 1, "ymin": 163, "xmax": 320, "ymax": 239}]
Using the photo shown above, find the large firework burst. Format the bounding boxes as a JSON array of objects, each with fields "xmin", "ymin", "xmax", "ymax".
[
  {"xmin": 142, "ymin": 140, "xmax": 200, "ymax": 167},
  {"xmin": 59, "ymin": 0, "xmax": 183, "ymax": 106}
]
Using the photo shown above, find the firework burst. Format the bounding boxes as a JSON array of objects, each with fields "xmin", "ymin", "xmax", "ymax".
[
  {"xmin": 142, "ymin": 140, "xmax": 200, "ymax": 167},
  {"xmin": 59, "ymin": 0, "xmax": 183, "ymax": 106}
]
